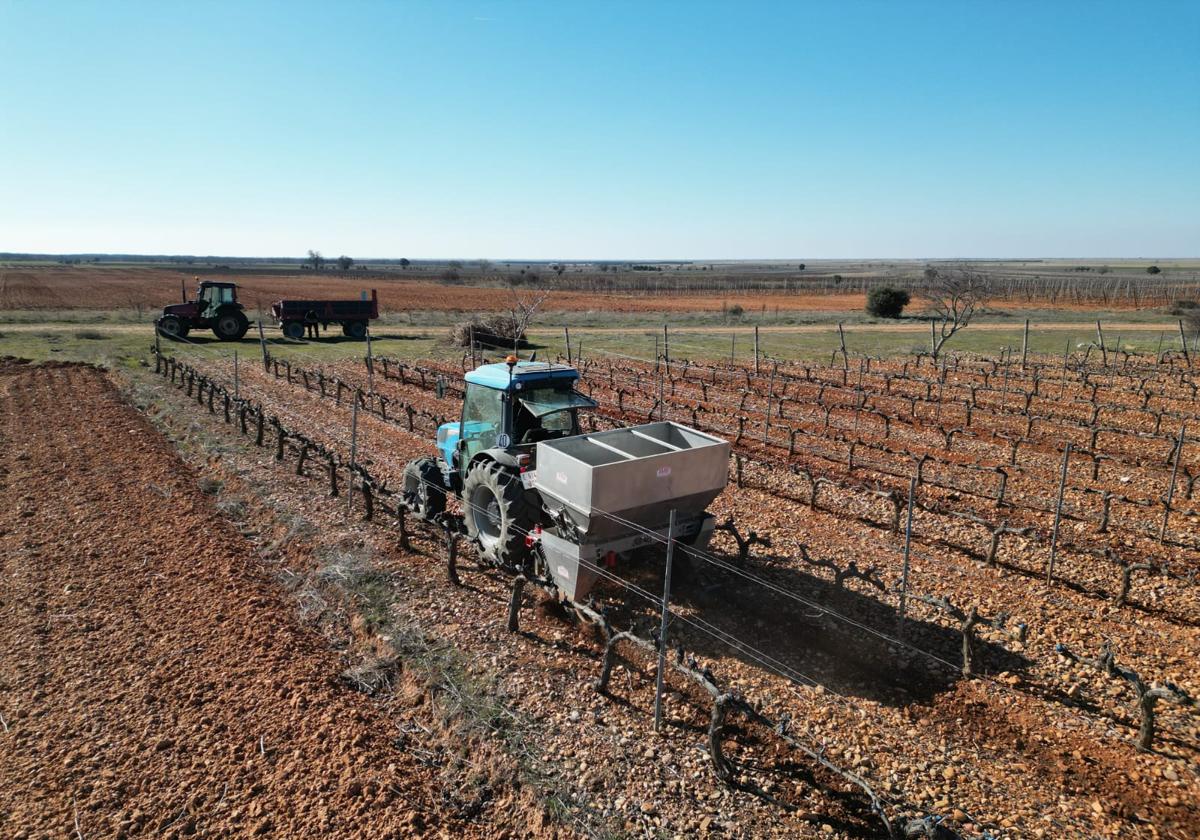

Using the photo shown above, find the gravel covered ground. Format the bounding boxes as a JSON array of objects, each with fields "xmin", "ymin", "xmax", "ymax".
[
  {"xmin": 4, "ymin": 350, "xmax": 1197, "ymax": 839},
  {"xmin": 0, "ymin": 360, "xmax": 489, "ymax": 838}
]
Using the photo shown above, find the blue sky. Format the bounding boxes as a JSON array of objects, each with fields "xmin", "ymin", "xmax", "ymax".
[{"xmin": 1, "ymin": 1, "xmax": 1197, "ymax": 258}]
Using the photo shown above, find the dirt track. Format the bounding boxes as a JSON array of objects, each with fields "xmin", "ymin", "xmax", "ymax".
[{"xmin": 0, "ymin": 360, "xmax": 468, "ymax": 838}]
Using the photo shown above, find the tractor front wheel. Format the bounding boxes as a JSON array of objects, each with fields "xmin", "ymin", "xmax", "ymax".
[
  {"xmin": 462, "ymin": 461, "xmax": 538, "ymax": 569},
  {"xmin": 157, "ymin": 315, "xmax": 189, "ymax": 339},
  {"xmin": 213, "ymin": 311, "xmax": 250, "ymax": 341},
  {"xmin": 403, "ymin": 457, "xmax": 446, "ymax": 522}
]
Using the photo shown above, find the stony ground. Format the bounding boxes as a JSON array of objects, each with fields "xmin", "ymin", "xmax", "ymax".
[
  {"xmin": 0, "ymin": 359, "xmax": 504, "ymax": 838},
  {"xmin": 3, "ymin": 351, "xmax": 1197, "ymax": 839}
]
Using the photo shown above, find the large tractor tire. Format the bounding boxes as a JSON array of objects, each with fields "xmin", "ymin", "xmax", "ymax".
[
  {"xmin": 403, "ymin": 457, "xmax": 446, "ymax": 522},
  {"xmin": 462, "ymin": 461, "xmax": 538, "ymax": 568},
  {"xmin": 344, "ymin": 320, "xmax": 367, "ymax": 339},
  {"xmin": 282, "ymin": 321, "xmax": 306, "ymax": 340},
  {"xmin": 157, "ymin": 315, "xmax": 189, "ymax": 339},
  {"xmin": 212, "ymin": 310, "xmax": 250, "ymax": 341}
]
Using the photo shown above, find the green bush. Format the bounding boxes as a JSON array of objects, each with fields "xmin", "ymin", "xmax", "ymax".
[
  {"xmin": 865, "ymin": 286, "xmax": 911, "ymax": 319},
  {"xmin": 1147, "ymin": 265, "xmax": 1162, "ymax": 274}
]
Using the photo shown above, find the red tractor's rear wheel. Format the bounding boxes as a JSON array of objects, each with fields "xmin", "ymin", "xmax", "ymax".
[{"xmin": 212, "ymin": 311, "xmax": 250, "ymax": 341}]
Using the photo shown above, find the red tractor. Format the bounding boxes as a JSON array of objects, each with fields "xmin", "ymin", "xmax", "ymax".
[{"xmin": 156, "ymin": 279, "xmax": 251, "ymax": 341}]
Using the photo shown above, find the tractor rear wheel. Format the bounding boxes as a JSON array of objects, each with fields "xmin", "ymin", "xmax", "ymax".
[
  {"xmin": 213, "ymin": 311, "xmax": 250, "ymax": 341},
  {"xmin": 282, "ymin": 321, "xmax": 305, "ymax": 340},
  {"xmin": 344, "ymin": 320, "xmax": 367, "ymax": 339},
  {"xmin": 462, "ymin": 461, "xmax": 538, "ymax": 568},
  {"xmin": 403, "ymin": 457, "xmax": 446, "ymax": 521},
  {"xmin": 157, "ymin": 315, "xmax": 189, "ymax": 339}
]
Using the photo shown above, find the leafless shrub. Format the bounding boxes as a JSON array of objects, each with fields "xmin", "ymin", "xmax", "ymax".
[{"xmin": 921, "ymin": 267, "xmax": 992, "ymax": 358}]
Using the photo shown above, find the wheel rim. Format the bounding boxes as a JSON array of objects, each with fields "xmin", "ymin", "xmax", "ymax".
[
  {"xmin": 160, "ymin": 318, "xmax": 181, "ymax": 335},
  {"xmin": 416, "ymin": 482, "xmax": 432, "ymax": 514},
  {"xmin": 218, "ymin": 316, "xmax": 239, "ymax": 335}
]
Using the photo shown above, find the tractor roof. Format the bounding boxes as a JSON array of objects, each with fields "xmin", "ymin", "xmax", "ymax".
[{"xmin": 465, "ymin": 361, "xmax": 579, "ymax": 391}]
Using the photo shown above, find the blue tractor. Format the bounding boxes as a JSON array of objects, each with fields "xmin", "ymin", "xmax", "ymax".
[{"xmin": 403, "ymin": 356, "xmax": 598, "ymax": 568}]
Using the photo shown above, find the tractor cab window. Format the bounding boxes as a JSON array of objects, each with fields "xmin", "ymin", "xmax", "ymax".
[
  {"xmin": 461, "ymin": 383, "xmax": 504, "ymax": 461},
  {"xmin": 199, "ymin": 285, "xmax": 235, "ymax": 316},
  {"xmin": 515, "ymin": 386, "xmax": 596, "ymax": 444}
]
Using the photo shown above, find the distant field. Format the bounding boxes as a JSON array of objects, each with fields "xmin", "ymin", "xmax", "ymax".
[
  {"xmin": 2, "ymin": 262, "xmax": 1198, "ymax": 317},
  {"xmin": 0, "ymin": 265, "xmax": 884, "ymax": 314},
  {"xmin": 0, "ymin": 264, "xmax": 1195, "ymax": 367}
]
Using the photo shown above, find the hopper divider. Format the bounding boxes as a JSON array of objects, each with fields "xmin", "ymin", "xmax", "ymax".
[
  {"xmin": 630, "ymin": 428, "xmax": 683, "ymax": 451},
  {"xmin": 586, "ymin": 437, "xmax": 638, "ymax": 460}
]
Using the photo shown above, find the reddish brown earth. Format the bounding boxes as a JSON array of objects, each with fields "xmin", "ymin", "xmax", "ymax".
[
  {"xmin": 1, "ymin": 266, "xmax": 1145, "ymax": 315},
  {"xmin": 185, "ymin": 351, "xmax": 1198, "ymax": 837},
  {"xmin": 0, "ymin": 360, "xmax": 477, "ymax": 838},
  {"xmin": 0, "ymin": 266, "xmax": 875, "ymax": 314}
]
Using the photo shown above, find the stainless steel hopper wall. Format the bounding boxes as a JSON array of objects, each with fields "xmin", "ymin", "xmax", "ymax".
[{"xmin": 534, "ymin": 422, "xmax": 730, "ymax": 541}]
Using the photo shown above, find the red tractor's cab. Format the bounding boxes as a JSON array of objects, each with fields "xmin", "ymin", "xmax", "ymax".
[{"xmin": 157, "ymin": 280, "xmax": 250, "ymax": 341}]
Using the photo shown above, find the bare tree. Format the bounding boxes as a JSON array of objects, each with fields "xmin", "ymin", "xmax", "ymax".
[
  {"xmin": 506, "ymin": 283, "xmax": 550, "ymax": 353},
  {"xmin": 337, "ymin": 255, "xmax": 354, "ymax": 271},
  {"xmin": 923, "ymin": 267, "xmax": 991, "ymax": 358},
  {"xmin": 478, "ymin": 258, "xmax": 492, "ymax": 274},
  {"xmin": 307, "ymin": 249, "xmax": 324, "ymax": 271}
]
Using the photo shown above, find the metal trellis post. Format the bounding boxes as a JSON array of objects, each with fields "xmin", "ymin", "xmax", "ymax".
[
  {"xmin": 897, "ymin": 476, "xmax": 916, "ymax": 639},
  {"xmin": 1160, "ymin": 424, "xmax": 1186, "ymax": 541},
  {"xmin": 1047, "ymin": 442, "xmax": 1072, "ymax": 584},
  {"xmin": 654, "ymin": 509, "xmax": 677, "ymax": 734},
  {"xmin": 347, "ymin": 398, "xmax": 359, "ymax": 514}
]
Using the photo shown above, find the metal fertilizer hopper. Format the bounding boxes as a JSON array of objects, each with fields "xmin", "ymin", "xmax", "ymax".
[{"xmin": 533, "ymin": 421, "xmax": 731, "ymax": 600}]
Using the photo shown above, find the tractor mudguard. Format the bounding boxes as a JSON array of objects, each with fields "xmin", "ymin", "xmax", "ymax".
[{"xmin": 472, "ymin": 448, "xmax": 523, "ymax": 471}]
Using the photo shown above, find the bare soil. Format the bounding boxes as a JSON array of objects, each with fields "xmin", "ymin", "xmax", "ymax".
[
  {"xmin": 1, "ymin": 266, "xmax": 1152, "ymax": 316},
  {"xmin": 0, "ymin": 359, "xmax": 479, "ymax": 838}
]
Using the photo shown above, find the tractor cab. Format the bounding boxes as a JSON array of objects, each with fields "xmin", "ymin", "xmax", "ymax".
[
  {"xmin": 195, "ymin": 282, "xmax": 239, "ymax": 319},
  {"xmin": 436, "ymin": 359, "xmax": 596, "ymax": 481}
]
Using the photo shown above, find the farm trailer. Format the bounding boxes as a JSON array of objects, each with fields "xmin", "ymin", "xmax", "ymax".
[{"xmin": 271, "ymin": 289, "xmax": 379, "ymax": 340}]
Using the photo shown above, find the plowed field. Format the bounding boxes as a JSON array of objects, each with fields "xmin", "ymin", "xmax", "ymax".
[
  {"xmin": 0, "ymin": 266, "xmax": 874, "ymax": 314},
  {"xmin": 0, "ymin": 360, "xmax": 472, "ymax": 838}
]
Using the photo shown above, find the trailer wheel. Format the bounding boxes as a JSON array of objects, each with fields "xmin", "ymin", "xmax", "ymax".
[
  {"xmin": 462, "ymin": 461, "xmax": 537, "ymax": 568},
  {"xmin": 157, "ymin": 315, "xmax": 189, "ymax": 339},
  {"xmin": 213, "ymin": 311, "xmax": 250, "ymax": 341},
  {"xmin": 282, "ymin": 321, "xmax": 305, "ymax": 340},
  {"xmin": 344, "ymin": 321, "xmax": 367, "ymax": 339},
  {"xmin": 403, "ymin": 457, "xmax": 446, "ymax": 521}
]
